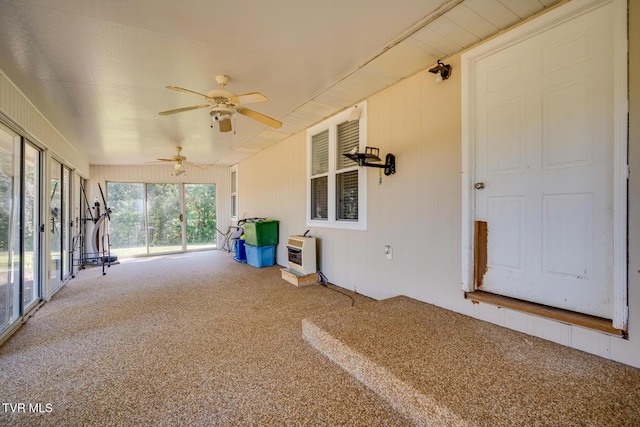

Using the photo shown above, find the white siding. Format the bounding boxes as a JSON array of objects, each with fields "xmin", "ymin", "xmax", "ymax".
[
  {"xmin": 0, "ymin": 70, "xmax": 89, "ymax": 176},
  {"xmin": 235, "ymin": 3, "xmax": 640, "ymax": 369},
  {"xmin": 238, "ymin": 132, "xmax": 307, "ymax": 265},
  {"xmin": 237, "ymin": 64, "xmax": 463, "ymax": 302}
]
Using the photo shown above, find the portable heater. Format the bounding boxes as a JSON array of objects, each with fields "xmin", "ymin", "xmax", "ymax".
[{"xmin": 286, "ymin": 236, "xmax": 317, "ymax": 275}]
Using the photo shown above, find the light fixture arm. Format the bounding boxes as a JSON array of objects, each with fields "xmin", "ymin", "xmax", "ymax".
[{"xmin": 343, "ymin": 147, "xmax": 396, "ymax": 176}]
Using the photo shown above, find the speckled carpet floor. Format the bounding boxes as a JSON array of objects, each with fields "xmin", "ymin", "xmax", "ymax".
[
  {"xmin": 0, "ymin": 251, "xmax": 409, "ymax": 426},
  {"xmin": 2, "ymin": 250, "xmax": 639, "ymax": 426},
  {"xmin": 304, "ymin": 296, "xmax": 640, "ymax": 426}
]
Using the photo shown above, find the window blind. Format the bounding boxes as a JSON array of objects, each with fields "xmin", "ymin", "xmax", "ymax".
[
  {"xmin": 311, "ymin": 176, "xmax": 328, "ymax": 220},
  {"xmin": 336, "ymin": 120, "xmax": 359, "ymax": 170},
  {"xmin": 312, "ymin": 130, "xmax": 329, "ymax": 175},
  {"xmin": 336, "ymin": 170, "xmax": 358, "ymax": 220}
]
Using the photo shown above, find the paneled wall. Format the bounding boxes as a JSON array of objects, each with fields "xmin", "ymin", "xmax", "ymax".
[
  {"xmin": 237, "ymin": 3, "xmax": 640, "ymax": 368},
  {"xmin": 239, "ymin": 63, "xmax": 462, "ymax": 303},
  {"xmin": 0, "ymin": 70, "xmax": 89, "ymax": 176},
  {"xmin": 90, "ymin": 164, "xmax": 231, "ymax": 248},
  {"xmin": 237, "ymin": 132, "xmax": 306, "ymax": 260}
]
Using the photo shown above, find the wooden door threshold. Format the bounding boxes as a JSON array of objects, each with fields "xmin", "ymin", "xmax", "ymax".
[{"xmin": 465, "ymin": 291, "xmax": 625, "ymax": 337}]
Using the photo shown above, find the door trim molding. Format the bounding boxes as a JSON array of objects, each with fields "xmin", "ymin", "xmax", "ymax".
[
  {"xmin": 465, "ymin": 290, "xmax": 624, "ymax": 337},
  {"xmin": 460, "ymin": 0, "xmax": 628, "ymax": 329}
]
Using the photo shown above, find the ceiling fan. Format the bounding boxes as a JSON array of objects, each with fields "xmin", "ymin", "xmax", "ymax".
[
  {"xmin": 146, "ymin": 146, "xmax": 205, "ymax": 176},
  {"xmin": 159, "ymin": 75, "xmax": 282, "ymax": 133}
]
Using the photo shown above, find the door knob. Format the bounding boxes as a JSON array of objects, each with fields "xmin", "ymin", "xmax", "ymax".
[{"xmin": 474, "ymin": 182, "xmax": 485, "ymax": 190}]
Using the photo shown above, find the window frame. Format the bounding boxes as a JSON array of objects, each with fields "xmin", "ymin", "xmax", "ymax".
[
  {"xmin": 230, "ymin": 164, "xmax": 238, "ymax": 220},
  {"xmin": 306, "ymin": 101, "xmax": 368, "ymax": 230}
]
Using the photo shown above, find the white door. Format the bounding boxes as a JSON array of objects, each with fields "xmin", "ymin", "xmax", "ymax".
[{"xmin": 472, "ymin": 2, "xmax": 615, "ymax": 319}]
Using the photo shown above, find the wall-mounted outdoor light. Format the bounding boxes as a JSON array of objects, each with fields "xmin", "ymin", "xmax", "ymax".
[
  {"xmin": 428, "ymin": 60, "xmax": 452, "ymax": 83},
  {"xmin": 343, "ymin": 146, "xmax": 396, "ymax": 176}
]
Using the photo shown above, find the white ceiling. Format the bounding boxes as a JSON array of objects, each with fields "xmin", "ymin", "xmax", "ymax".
[{"xmin": 0, "ymin": 0, "xmax": 560, "ymax": 166}]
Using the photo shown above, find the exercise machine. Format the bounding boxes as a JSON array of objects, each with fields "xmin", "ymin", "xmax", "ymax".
[{"xmin": 72, "ymin": 183, "xmax": 117, "ymax": 276}]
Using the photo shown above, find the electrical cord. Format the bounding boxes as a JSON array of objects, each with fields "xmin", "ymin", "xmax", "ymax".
[{"xmin": 317, "ymin": 270, "xmax": 355, "ymax": 307}]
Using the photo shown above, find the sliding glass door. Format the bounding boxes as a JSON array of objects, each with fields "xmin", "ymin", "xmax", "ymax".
[
  {"xmin": 50, "ymin": 160, "xmax": 72, "ymax": 294},
  {"xmin": 62, "ymin": 166, "xmax": 71, "ymax": 281},
  {"xmin": 0, "ymin": 124, "xmax": 21, "ymax": 334},
  {"xmin": 23, "ymin": 142, "xmax": 42, "ymax": 312},
  {"xmin": 147, "ymin": 183, "xmax": 182, "ymax": 254},
  {"xmin": 184, "ymin": 184, "xmax": 216, "ymax": 251},
  {"xmin": 107, "ymin": 182, "xmax": 216, "ymax": 256},
  {"xmin": 50, "ymin": 159, "xmax": 63, "ymax": 292},
  {"xmin": 106, "ymin": 182, "xmax": 146, "ymax": 257},
  {"xmin": 0, "ymin": 124, "xmax": 43, "ymax": 337}
]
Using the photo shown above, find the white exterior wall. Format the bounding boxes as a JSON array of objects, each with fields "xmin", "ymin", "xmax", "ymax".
[
  {"xmin": 237, "ymin": 2, "xmax": 640, "ymax": 368},
  {"xmin": 0, "ymin": 70, "xmax": 89, "ymax": 177},
  {"xmin": 239, "ymin": 65, "xmax": 464, "ymax": 305}
]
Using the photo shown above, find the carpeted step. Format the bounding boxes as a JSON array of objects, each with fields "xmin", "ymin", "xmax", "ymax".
[
  {"xmin": 302, "ymin": 295, "xmax": 640, "ymax": 426},
  {"xmin": 302, "ymin": 314, "xmax": 467, "ymax": 426}
]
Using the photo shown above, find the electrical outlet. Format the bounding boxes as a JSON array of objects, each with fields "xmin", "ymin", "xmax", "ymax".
[{"xmin": 384, "ymin": 245, "xmax": 393, "ymax": 260}]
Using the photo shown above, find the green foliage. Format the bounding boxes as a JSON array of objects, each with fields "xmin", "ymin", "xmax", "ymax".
[
  {"xmin": 185, "ymin": 184, "xmax": 216, "ymax": 244},
  {"xmin": 107, "ymin": 183, "xmax": 146, "ymax": 248},
  {"xmin": 106, "ymin": 182, "xmax": 216, "ymax": 251}
]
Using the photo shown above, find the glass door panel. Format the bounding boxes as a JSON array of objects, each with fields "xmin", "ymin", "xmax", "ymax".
[
  {"xmin": 184, "ymin": 184, "xmax": 217, "ymax": 250},
  {"xmin": 146, "ymin": 184, "xmax": 181, "ymax": 254},
  {"xmin": 50, "ymin": 159, "xmax": 63, "ymax": 293},
  {"xmin": 107, "ymin": 182, "xmax": 147, "ymax": 257},
  {"xmin": 0, "ymin": 124, "xmax": 21, "ymax": 334},
  {"xmin": 62, "ymin": 166, "xmax": 70, "ymax": 280},
  {"xmin": 23, "ymin": 143, "xmax": 41, "ymax": 312}
]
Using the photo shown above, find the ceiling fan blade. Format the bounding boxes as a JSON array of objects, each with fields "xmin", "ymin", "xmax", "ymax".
[
  {"xmin": 229, "ymin": 92, "xmax": 268, "ymax": 105},
  {"xmin": 166, "ymin": 86, "xmax": 210, "ymax": 98},
  {"xmin": 237, "ymin": 107, "xmax": 282, "ymax": 129},
  {"xmin": 219, "ymin": 118, "xmax": 233, "ymax": 133},
  {"xmin": 145, "ymin": 160, "xmax": 171, "ymax": 164},
  {"xmin": 159, "ymin": 104, "xmax": 210, "ymax": 115},
  {"xmin": 184, "ymin": 161, "xmax": 206, "ymax": 170}
]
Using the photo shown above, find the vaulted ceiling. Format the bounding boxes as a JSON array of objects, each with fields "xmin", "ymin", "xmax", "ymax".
[{"xmin": 0, "ymin": 0, "xmax": 560, "ymax": 166}]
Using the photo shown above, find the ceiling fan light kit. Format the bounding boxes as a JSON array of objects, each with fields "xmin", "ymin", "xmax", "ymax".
[
  {"xmin": 159, "ymin": 75, "xmax": 282, "ymax": 133},
  {"xmin": 146, "ymin": 146, "xmax": 205, "ymax": 176}
]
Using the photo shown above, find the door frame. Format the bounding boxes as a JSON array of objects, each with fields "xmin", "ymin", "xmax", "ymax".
[
  {"xmin": 460, "ymin": 0, "xmax": 628, "ymax": 329},
  {"xmin": 22, "ymin": 140, "xmax": 44, "ymax": 315}
]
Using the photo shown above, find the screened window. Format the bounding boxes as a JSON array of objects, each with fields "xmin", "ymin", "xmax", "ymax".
[{"xmin": 307, "ymin": 101, "xmax": 367, "ymax": 230}]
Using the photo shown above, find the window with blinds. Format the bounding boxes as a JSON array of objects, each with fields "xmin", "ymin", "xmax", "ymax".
[
  {"xmin": 336, "ymin": 120, "xmax": 359, "ymax": 171},
  {"xmin": 312, "ymin": 130, "xmax": 329, "ymax": 175},
  {"xmin": 311, "ymin": 176, "xmax": 328, "ymax": 220},
  {"xmin": 310, "ymin": 130, "xmax": 329, "ymax": 220},
  {"xmin": 306, "ymin": 101, "xmax": 367, "ymax": 230},
  {"xmin": 230, "ymin": 165, "xmax": 238, "ymax": 219},
  {"xmin": 336, "ymin": 170, "xmax": 358, "ymax": 220}
]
